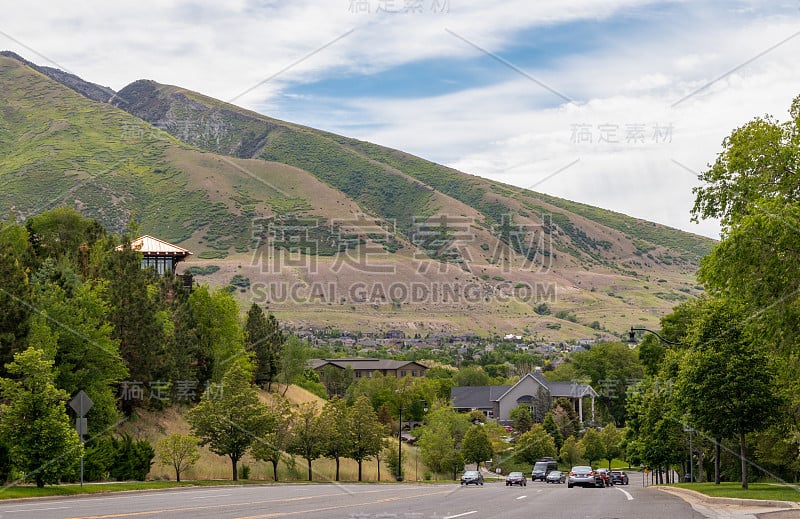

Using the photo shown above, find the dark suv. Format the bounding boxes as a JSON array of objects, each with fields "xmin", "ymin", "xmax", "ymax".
[
  {"xmin": 610, "ymin": 470, "xmax": 629, "ymax": 485},
  {"xmin": 531, "ymin": 457, "xmax": 559, "ymax": 481}
]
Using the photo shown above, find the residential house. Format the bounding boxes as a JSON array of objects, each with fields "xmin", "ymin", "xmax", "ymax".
[
  {"xmin": 451, "ymin": 368, "xmax": 598, "ymax": 424},
  {"xmin": 308, "ymin": 358, "xmax": 428, "ymax": 380}
]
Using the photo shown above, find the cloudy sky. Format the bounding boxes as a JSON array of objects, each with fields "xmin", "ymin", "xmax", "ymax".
[{"xmin": 4, "ymin": 1, "xmax": 800, "ymax": 239}]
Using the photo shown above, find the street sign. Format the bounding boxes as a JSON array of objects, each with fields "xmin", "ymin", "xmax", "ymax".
[
  {"xmin": 76, "ymin": 417, "xmax": 88, "ymax": 436},
  {"xmin": 70, "ymin": 390, "xmax": 93, "ymax": 417}
]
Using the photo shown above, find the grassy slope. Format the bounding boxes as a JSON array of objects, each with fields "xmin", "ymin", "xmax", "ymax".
[{"xmin": 119, "ymin": 385, "xmax": 425, "ymax": 482}]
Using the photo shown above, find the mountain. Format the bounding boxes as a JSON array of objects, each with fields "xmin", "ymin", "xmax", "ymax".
[{"xmin": 0, "ymin": 52, "xmax": 714, "ymax": 339}]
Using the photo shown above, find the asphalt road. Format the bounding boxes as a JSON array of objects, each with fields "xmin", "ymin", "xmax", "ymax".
[{"xmin": 0, "ymin": 480, "xmax": 711, "ymax": 519}]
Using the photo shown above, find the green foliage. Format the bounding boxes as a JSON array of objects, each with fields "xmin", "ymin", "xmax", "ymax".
[
  {"xmin": 559, "ymin": 435, "xmax": 583, "ymax": 466},
  {"xmin": 599, "ymin": 424, "xmax": 623, "ymax": 470},
  {"xmin": 110, "ymin": 434, "xmax": 155, "ymax": 481},
  {"xmin": 188, "ymin": 286, "xmax": 247, "ymax": 384},
  {"xmin": 155, "ymin": 434, "xmax": 200, "ymax": 482},
  {"xmin": 579, "ymin": 428, "xmax": 605, "ymax": 466},
  {"xmin": 515, "ymin": 424, "xmax": 557, "ymax": 464},
  {"xmin": 286, "ymin": 402, "xmax": 324, "ymax": 481},
  {"xmin": 346, "ymin": 395, "xmax": 387, "ymax": 481},
  {"xmin": 251, "ymin": 396, "xmax": 294, "ymax": 482},
  {"xmin": 461, "ymin": 425, "xmax": 493, "ymax": 469},
  {"xmin": 0, "ymin": 346, "xmax": 81, "ymax": 487},
  {"xmin": 453, "ymin": 366, "xmax": 490, "ymax": 386},
  {"xmin": 417, "ymin": 408, "xmax": 470, "ymax": 476},
  {"xmin": 510, "ymin": 405, "xmax": 534, "ymax": 434},
  {"xmin": 187, "ymin": 361, "xmax": 271, "ymax": 481},
  {"xmin": 183, "ymin": 265, "xmax": 220, "ymax": 276},
  {"xmin": 245, "ymin": 304, "xmax": 283, "ymax": 391},
  {"xmin": 542, "ymin": 412, "xmax": 564, "ymax": 450}
]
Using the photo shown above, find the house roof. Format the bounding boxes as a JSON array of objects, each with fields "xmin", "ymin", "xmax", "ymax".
[
  {"xmin": 451, "ymin": 385, "xmax": 512, "ymax": 409},
  {"xmin": 450, "ymin": 371, "xmax": 598, "ymax": 409},
  {"xmin": 117, "ymin": 235, "xmax": 192, "ymax": 256},
  {"xmin": 309, "ymin": 358, "xmax": 427, "ymax": 371}
]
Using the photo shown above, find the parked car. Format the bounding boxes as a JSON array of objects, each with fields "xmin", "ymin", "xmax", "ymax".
[
  {"xmin": 505, "ymin": 471, "xmax": 527, "ymax": 486},
  {"xmin": 531, "ymin": 457, "xmax": 559, "ymax": 481},
  {"xmin": 596, "ymin": 468, "xmax": 613, "ymax": 486},
  {"xmin": 460, "ymin": 470, "xmax": 484, "ymax": 486},
  {"xmin": 545, "ymin": 470, "xmax": 566, "ymax": 484},
  {"xmin": 567, "ymin": 466, "xmax": 604, "ymax": 488},
  {"xmin": 611, "ymin": 470, "xmax": 630, "ymax": 485}
]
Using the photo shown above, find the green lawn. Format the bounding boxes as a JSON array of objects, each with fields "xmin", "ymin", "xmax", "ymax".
[
  {"xmin": 672, "ymin": 482, "xmax": 800, "ymax": 502},
  {"xmin": 0, "ymin": 480, "xmax": 273, "ymax": 500}
]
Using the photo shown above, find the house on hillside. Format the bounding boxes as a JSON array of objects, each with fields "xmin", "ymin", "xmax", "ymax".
[
  {"xmin": 451, "ymin": 368, "xmax": 598, "ymax": 424},
  {"xmin": 118, "ymin": 235, "xmax": 192, "ymax": 275},
  {"xmin": 308, "ymin": 358, "xmax": 428, "ymax": 380}
]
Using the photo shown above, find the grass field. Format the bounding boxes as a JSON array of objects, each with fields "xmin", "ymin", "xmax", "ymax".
[{"xmin": 672, "ymin": 482, "xmax": 800, "ymax": 502}]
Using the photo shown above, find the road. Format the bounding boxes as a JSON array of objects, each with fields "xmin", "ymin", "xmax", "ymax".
[{"xmin": 0, "ymin": 481, "xmax": 712, "ymax": 519}]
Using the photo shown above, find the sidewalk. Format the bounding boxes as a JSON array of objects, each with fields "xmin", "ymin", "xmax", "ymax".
[{"xmin": 657, "ymin": 486, "xmax": 800, "ymax": 519}]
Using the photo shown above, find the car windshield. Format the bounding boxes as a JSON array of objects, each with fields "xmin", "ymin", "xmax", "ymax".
[
  {"xmin": 464, "ymin": 471, "xmax": 480, "ymax": 476},
  {"xmin": 549, "ymin": 471, "xmax": 561, "ymax": 475},
  {"xmin": 508, "ymin": 472, "xmax": 523, "ymax": 477},
  {"xmin": 572, "ymin": 466, "xmax": 592, "ymax": 472}
]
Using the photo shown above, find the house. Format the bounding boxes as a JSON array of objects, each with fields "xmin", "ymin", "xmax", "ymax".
[
  {"xmin": 308, "ymin": 358, "xmax": 428, "ymax": 380},
  {"xmin": 450, "ymin": 368, "xmax": 598, "ymax": 423},
  {"xmin": 118, "ymin": 235, "xmax": 192, "ymax": 275}
]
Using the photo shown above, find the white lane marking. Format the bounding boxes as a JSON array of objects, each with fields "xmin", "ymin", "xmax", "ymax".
[
  {"xmin": 616, "ymin": 487, "xmax": 634, "ymax": 501},
  {"xmin": 5, "ymin": 506, "xmax": 70, "ymax": 513},
  {"xmin": 191, "ymin": 493, "xmax": 232, "ymax": 499},
  {"xmin": 516, "ymin": 495, "xmax": 527, "ymax": 500},
  {"xmin": 444, "ymin": 512, "xmax": 478, "ymax": 519}
]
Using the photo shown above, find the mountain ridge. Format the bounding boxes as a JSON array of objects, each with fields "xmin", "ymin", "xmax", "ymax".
[{"xmin": 0, "ymin": 52, "xmax": 712, "ymax": 338}]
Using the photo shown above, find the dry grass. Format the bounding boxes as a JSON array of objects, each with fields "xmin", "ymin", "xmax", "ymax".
[{"xmin": 120, "ymin": 386, "xmax": 432, "ymax": 482}]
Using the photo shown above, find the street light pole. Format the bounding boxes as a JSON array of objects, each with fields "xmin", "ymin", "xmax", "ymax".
[{"xmin": 397, "ymin": 405, "xmax": 403, "ymax": 482}]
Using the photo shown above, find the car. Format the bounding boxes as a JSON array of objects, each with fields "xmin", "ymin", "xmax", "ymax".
[
  {"xmin": 611, "ymin": 470, "xmax": 630, "ymax": 485},
  {"xmin": 505, "ymin": 471, "xmax": 527, "ymax": 486},
  {"xmin": 545, "ymin": 470, "xmax": 566, "ymax": 484},
  {"xmin": 531, "ymin": 457, "xmax": 559, "ymax": 481},
  {"xmin": 596, "ymin": 468, "xmax": 613, "ymax": 486},
  {"xmin": 567, "ymin": 466, "xmax": 604, "ymax": 488},
  {"xmin": 460, "ymin": 470, "xmax": 484, "ymax": 486}
]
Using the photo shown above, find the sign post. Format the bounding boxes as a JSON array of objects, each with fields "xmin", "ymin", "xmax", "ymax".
[{"xmin": 69, "ymin": 390, "xmax": 93, "ymax": 487}]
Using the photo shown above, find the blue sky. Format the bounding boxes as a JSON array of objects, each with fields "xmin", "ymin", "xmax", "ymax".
[{"xmin": 4, "ymin": 0, "xmax": 800, "ymax": 238}]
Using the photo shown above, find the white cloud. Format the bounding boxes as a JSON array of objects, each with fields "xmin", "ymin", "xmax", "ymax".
[{"xmin": 3, "ymin": 0, "xmax": 799, "ymax": 240}]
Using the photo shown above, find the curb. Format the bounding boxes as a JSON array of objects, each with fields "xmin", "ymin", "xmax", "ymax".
[{"xmin": 657, "ymin": 486, "xmax": 800, "ymax": 510}]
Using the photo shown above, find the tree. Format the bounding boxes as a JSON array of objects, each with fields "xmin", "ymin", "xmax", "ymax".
[
  {"xmin": 319, "ymin": 398, "xmax": 349, "ymax": 481},
  {"xmin": 279, "ymin": 336, "xmax": 310, "ymax": 396},
  {"xmin": 515, "ymin": 424, "xmax": 557, "ymax": 465},
  {"xmin": 461, "ymin": 425, "xmax": 493, "ymax": 470},
  {"xmin": 0, "ymin": 220, "xmax": 32, "ymax": 374},
  {"xmin": 675, "ymin": 298, "xmax": 784, "ymax": 489},
  {"xmin": 579, "ymin": 429, "xmax": 605, "ymax": 467},
  {"xmin": 599, "ymin": 424, "xmax": 623, "ymax": 470},
  {"xmin": 189, "ymin": 286, "xmax": 247, "ymax": 384},
  {"xmin": 509, "ymin": 405, "xmax": 533, "ymax": 433},
  {"xmin": 156, "ymin": 434, "xmax": 201, "ymax": 482},
  {"xmin": 453, "ymin": 366, "xmax": 490, "ymax": 386},
  {"xmin": 32, "ymin": 281, "xmax": 127, "ymax": 433},
  {"xmin": 251, "ymin": 396, "xmax": 294, "ymax": 481},
  {"xmin": 287, "ymin": 402, "xmax": 324, "ymax": 481},
  {"xmin": 245, "ymin": 304, "xmax": 283, "ymax": 391},
  {"xmin": 187, "ymin": 361, "xmax": 271, "ymax": 480},
  {"xmin": 346, "ymin": 395, "xmax": 387, "ymax": 481},
  {"xmin": 417, "ymin": 408, "xmax": 470, "ymax": 476},
  {"xmin": 542, "ymin": 412, "xmax": 564, "ymax": 450},
  {"xmin": 104, "ymin": 234, "xmax": 169, "ymax": 389},
  {"xmin": 0, "ymin": 346, "xmax": 80, "ymax": 487},
  {"xmin": 559, "ymin": 435, "xmax": 583, "ymax": 467}
]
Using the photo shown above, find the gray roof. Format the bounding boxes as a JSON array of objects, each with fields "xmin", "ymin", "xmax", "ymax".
[
  {"xmin": 451, "ymin": 371, "xmax": 598, "ymax": 409},
  {"xmin": 309, "ymin": 358, "xmax": 427, "ymax": 371},
  {"xmin": 451, "ymin": 385, "xmax": 511, "ymax": 409}
]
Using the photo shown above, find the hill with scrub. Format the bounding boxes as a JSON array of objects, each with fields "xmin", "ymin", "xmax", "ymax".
[{"xmin": 0, "ymin": 51, "xmax": 714, "ymax": 339}]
